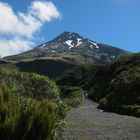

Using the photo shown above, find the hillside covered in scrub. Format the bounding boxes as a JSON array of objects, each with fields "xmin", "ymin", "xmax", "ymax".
[
  {"xmin": 0, "ymin": 66, "xmax": 69, "ymax": 140},
  {"xmin": 0, "ymin": 65, "xmax": 86, "ymax": 140},
  {"xmin": 57, "ymin": 53, "xmax": 140, "ymax": 117}
]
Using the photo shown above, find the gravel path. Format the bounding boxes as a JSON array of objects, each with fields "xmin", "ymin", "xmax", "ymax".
[{"xmin": 64, "ymin": 99, "xmax": 140, "ymax": 140}]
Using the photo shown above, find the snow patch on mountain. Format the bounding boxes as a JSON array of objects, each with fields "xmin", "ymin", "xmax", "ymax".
[
  {"xmin": 77, "ymin": 38, "xmax": 82, "ymax": 42},
  {"xmin": 96, "ymin": 45, "xmax": 99, "ymax": 49},
  {"xmin": 52, "ymin": 50, "xmax": 55, "ymax": 53},
  {"xmin": 88, "ymin": 40, "xmax": 99, "ymax": 49},
  {"xmin": 41, "ymin": 44, "xmax": 46, "ymax": 48},
  {"xmin": 90, "ymin": 45, "xmax": 93, "ymax": 49},
  {"xmin": 65, "ymin": 40, "xmax": 74, "ymax": 49},
  {"xmin": 75, "ymin": 42, "xmax": 82, "ymax": 46},
  {"xmin": 65, "ymin": 38, "xmax": 83, "ymax": 48},
  {"xmin": 111, "ymin": 55, "xmax": 115, "ymax": 58},
  {"xmin": 75, "ymin": 38, "xmax": 82, "ymax": 46}
]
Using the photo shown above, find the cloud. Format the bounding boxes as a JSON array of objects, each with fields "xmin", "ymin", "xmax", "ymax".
[
  {"xmin": 0, "ymin": 1, "xmax": 61, "ymax": 57},
  {"xmin": 0, "ymin": 38, "xmax": 33, "ymax": 57},
  {"xmin": 30, "ymin": 1, "xmax": 61, "ymax": 22}
]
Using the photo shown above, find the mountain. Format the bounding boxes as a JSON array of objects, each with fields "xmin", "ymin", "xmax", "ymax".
[
  {"xmin": 3, "ymin": 32, "xmax": 130, "ymax": 78},
  {"xmin": 4, "ymin": 32, "xmax": 130, "ymax": 64}
]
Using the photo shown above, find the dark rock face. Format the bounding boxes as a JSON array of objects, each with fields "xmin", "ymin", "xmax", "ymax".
[
  {"xmin": 15, "ymin": 59, "xmax": 76, "ymax": 78},
  {"xmin": 3, "ymin": 32, "xmax": 130, "ymax": 64}
]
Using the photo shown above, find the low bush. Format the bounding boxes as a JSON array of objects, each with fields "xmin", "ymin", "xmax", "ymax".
[
  {"xmin": 56, "ymin": 64, "xmax": 97, "ymax": 89},
  {"xmin": 59, "ymin": 86, "xmax": 85, "ymax": 108},
  {"xmin": 117, "ymin": 105, "xmax": 140, "ymax": 117}
]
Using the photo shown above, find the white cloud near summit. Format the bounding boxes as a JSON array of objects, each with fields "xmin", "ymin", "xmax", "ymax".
[
  {"xmin": 0, "ymin": 38, "xmax": 33, "ymax": 58},
  {"xmin": 0, "ymin": 1, "xmax": 61, "ymax": 57},
  {"xmin": 30, "ymin": 1, "xmax": 61, "ymax": 22}
]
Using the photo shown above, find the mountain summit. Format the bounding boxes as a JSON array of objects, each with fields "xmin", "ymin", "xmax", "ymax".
[
  {"xmin": 4, "ymin": 31, "xmax": 130, "ymax": 64},
  {"xmin": 38, "ymin": 31, "xmax": 99, "ymax": 51}
]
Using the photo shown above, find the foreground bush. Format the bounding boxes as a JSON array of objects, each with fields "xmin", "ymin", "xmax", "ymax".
[
  {"xmin": 0, "ymin": 66, "xmax": 68, "ymax": 139},
  {"xmin": 0, "ymin": 84, "xmax": 56, "ymax": 140}
]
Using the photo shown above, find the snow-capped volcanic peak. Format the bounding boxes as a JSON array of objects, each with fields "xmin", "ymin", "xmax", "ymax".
[
  {"xmin": 39, "ymin": 32, "xmax": 100, "ymax": 50},
  {"xmin": 3, "ymin": 31, "xmax": 129, "ymax": 65}
]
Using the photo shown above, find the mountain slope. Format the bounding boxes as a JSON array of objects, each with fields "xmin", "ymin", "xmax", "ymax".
[
  {"xmin": 3, "ymin": 32, "xmax": 130, "ymax": 64},
  {"xmin": 15, "ymin": 59, "xmax": 76, "ymax": 78},
  {"xmin": 3, "ymin": 32, "xmax": 130, "ymax": 78}
]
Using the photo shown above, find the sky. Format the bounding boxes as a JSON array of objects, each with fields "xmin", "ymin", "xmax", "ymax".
[{"xmin": 0, "ymin": 0, "xmax": 140, "ymax": 57}]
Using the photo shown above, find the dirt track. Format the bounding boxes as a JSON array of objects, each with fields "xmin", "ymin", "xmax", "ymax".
[{"xmin": 64, "ymin": 99, "xmax": 140, "ymax": 140}]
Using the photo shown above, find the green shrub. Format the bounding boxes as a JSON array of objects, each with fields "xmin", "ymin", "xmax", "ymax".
[
  {"xmin": 0, "ymin": 84, "xmax": 57, "ymax": 140},
  {"xmin": 56, "ymin": 64, "xmax": 97, "ymax": 89},
  {"xmin": 0, "ymin": 66, "xmax": 60, "ymax": 101},
  {"xmin": 98, "ymin": 98, "xmax": 108, "ymax": 110},
  {"xmin": 16, "ymin": 73, "xmax": 60, "ymax": 101},
  {"xmin": 96, "ymin": 55, "xmax": 140, "ymax": 117},
  {"xmin": 117, "ymin": 105, "xmax": 140, "ymax": 117},
  {"xmin": 59, "ymin": 86, "xmax": 85, "ymax": 108},
  {"xmin": 0, "ymin": 66, "xmax": 68, "ymax": 139}
]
